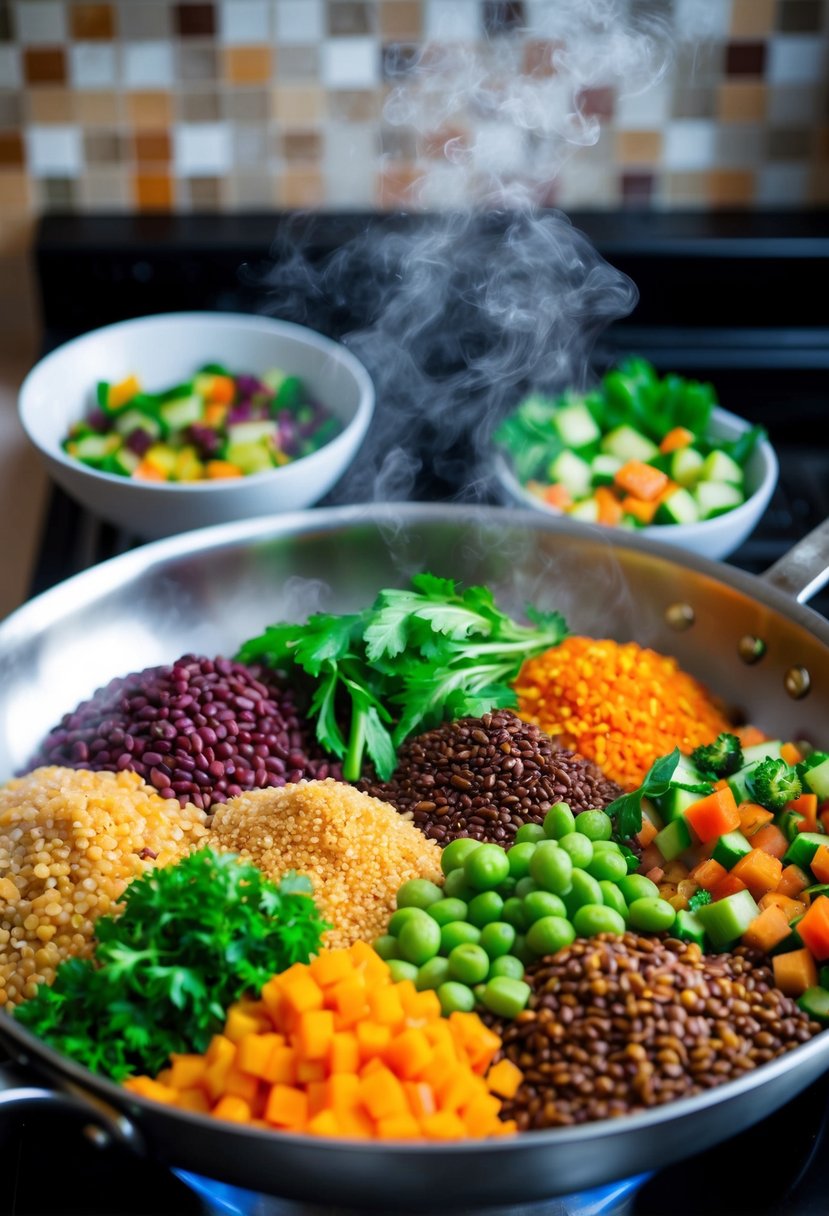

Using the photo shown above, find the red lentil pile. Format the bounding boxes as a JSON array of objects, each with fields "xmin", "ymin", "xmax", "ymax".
[{"xmin": 515, "ymin": 637, "xmax": 732, "ymax": 790}]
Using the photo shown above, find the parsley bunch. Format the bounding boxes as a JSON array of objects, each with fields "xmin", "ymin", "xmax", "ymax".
[
  {"xmin": 236, "ymin": 572, "xmax": 568, "ymax": 782},
  {"xmin": 14, "ymin": 849, "xmax": 329, "ymax": 1081}
]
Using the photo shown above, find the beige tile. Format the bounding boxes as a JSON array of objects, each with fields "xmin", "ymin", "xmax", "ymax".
[
  {"xmin": 664, "ymin": 171, "xmax": 709, "ymax": 205},
  {"xmin": 718, "ymin": 82, "xmax": 768, "ymax": 122},
  {"xmin": 272, "ymin": 85, "xmax": 323, "ymax": 125},
  {"xmin": 730, "ymin": 0, "xmax": 777, "ymax": 37},
  {"xmin": 615, "ymin": 130, "xmax": 663, "ymax": 164},
  {"xmin": 707, "ymin": 169, "xmax": 756, "ymax": 204},
  {"xmin": 326, "ymin": 89, "xmax": 380, "ymax": 121},
  {"xmin": 379, "ymin": 1, "xmax": 421, "ymax": 39},
  {"xmin": 79, "ymin": 167, "xmax": 129, "ymax": 208},
  {"xmin": 0, "ymin": 173, "xmax": 32, "ymax": 213},
  {"xmin": 125, "ymin": 91, "xmax": 172, "ymax": 129},
  {"xmin": 75, "ymin": 90, "xmax": 121, "ymax": 124},
  {"xmin": 376, "ymin": 163, "xmax": 420, "ymax": 207},
  {"xmin": 28, "ymin": 88, "xmax": 77, "ymax": 123},
  {"xmin": 277, "ymin": 167, "xmax": 324, "ymax": 206}
]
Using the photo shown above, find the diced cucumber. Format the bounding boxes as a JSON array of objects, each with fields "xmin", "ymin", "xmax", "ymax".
[
  {"xmin": 600, "ymin": 425, "xmax": 659, "ymax": 464},
  {"xmin": 670, "ymin": 447, "xmax": 705, "ymax": 487},
  {"xmin": 654, "ymin": 487, "xmax": 700, "ymax": 526},
  {"xmin": 568, "ymin": 497, "xmax": 600, "ymax": 523},
  {"xmin": 159, "ymin": 395, "xmax": 203, "ymax": 433},
  {"xmin": 262, "ymin": 368, "xmax": 286, "ymax": 394},
  {"xmin": 712, "ymin": 830, "xmax": 752, "ymax": 870},
  {"xmin": 695, "ymin": 889, "xmax": 760, "ymax": 948},
  {"xmin": 673, "ymin": 757, "xmax": 710, "ymax": 787},
  {"xmin": 674, "ymin": 909, "xmax": 707, "ymax": 949},
  {"xmin": 113, "ymin": 409, "xmax": 162, "ymax": 440},
  {"xmin": 224, "ymin": 440, "xmax": 274, "ymax": 475},
  {"xmin": 70, "ymin": 434, "xmax": 121, "ymax": 465},
  {"xmin": 727, "ymin": 762, "xmax": 760, "ymax": 806},
  {"xmin": 112, "ymin": 447, "xmax": 141, "ymax": 476},
  {"xmin": 552, "ymin": 400, "xmax": 601, "ymax": 450},
  {"xmin": 777, "ymin": 809, "xmax": 806, "ymax": 842},
  {"xmin": 701, "ymin": 449, "xmax": 743, "ymax": 486},
  {"xmin": 694, "ymin": 480, "xmax": 745, "ymax": 521},
  {"xmin": 656, "ymin": 784, "xmax": 706, "ymax": 824},
  {"xmin": 654, "ymin": 818, "xmax": 692, "ymax": 862},
  {"xmin": 804, "ymin": 757, "xmax": 829, "ymax": 802},
  {"xmin": 743, "ymin": 741, "xmax": 784, "ymax": 766},
  {"xmin": 783, "ymin": 832, "xmax": 829, "ymax": 871},
  {"xmin": 798, "ymin": 986, "xmax": 829, "ymax": 1023},
  {"xmin": 226, "ymin": 421, "xmax": 279, "ymax": 447},
  {"xmin": 548, "ymin": 450, "xmax": 593, "ymax": 499},
  {"xmin": 590, "ymin": 453, "xmax": 623, "ymax": 487}
]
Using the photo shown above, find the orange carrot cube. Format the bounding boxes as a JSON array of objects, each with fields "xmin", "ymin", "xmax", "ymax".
[
  {"xmin": 212, "ymin": 1095, "xmax": 252, "ymax": 1124},
  {"xmin": 486, "ymin": 1059, "xmax": 523, "ymax": 1099},
  {"xmin": 684, "ymin": 787, "xmax": 740, "ymax": 843},
  {"xmin": 772, "ymin": 948, "xmax": 818, "ymax": 997},
  {"xmin": 795, "ymin": 895, "xmax": 829, "ymax": 961},
  {"xmin": 741, "ymin": 905, "xmax": 792, "ymax": 953},
  {"xmin": 310, "ymin": 949, "xmax": 354, "ymax": 988},
  {"xmin": 264, "ymin": 1084, "xmax": 309, "ymax": 1129},
  {"xmin": 297, "ymin": 1009, "xmax": 335, "ymax": 1060},
  {"xmin": 730, "ymin": 848, "xmax": 784, "ymax": 900},
  {"xmin": 749, "ymin": 824, "xmax": 789, "ymax": 860}
]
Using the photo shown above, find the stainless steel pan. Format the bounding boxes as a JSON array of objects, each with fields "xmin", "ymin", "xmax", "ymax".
[{"xmin": 1, "ymin": 503, "xmax": 829, "ymax": 1211}]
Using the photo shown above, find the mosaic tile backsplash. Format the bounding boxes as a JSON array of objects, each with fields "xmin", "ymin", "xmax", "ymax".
[{"xmin": 0, "ymin": 0, "xmax": 827, "ymax": 215}]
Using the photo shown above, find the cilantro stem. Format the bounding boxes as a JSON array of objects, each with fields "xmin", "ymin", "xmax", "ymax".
[{"xmin": 343, "ymin": 703, "xmax": 367, "ymax": 783}]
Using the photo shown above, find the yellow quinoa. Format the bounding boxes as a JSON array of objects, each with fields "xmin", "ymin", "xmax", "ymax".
[
  {"xmin": 515, "ymin": 637, "xmax": 732, "ymax": 791},
  {"xmin": 209, "ymin": 779, "xmax": 443, "ymax": 949},
  {"xmin": 0, "ymin": 767, "xmax": 208, "ymax": 1007}
]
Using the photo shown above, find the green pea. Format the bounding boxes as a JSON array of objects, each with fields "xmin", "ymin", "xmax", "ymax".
[
  {"xmin": 514, "ymin": 823, "xmax": 546, "ymax": 845},
  {"xmin": 512, "ymin": 933, "xmax": 535, "ymax": 966},
  {"xmin": 427, "ymin": 897, "xmax": 469, "ymax": 927},
  {"xmin": 628, "ymin": 897, "xmax": 677, "ymax": 934},
  {"xmin": 481, "ymin": 976, "xmax": 532, "ymax": 1018},
  {"xmin": 489, "ymin": 954, "xmax": 525, "ymax": 981},
  {"xmin": 372, "ymin": 934, "xmax": 400, "ymax": 961},
  {"xmin": 543, "ymin": 802, "xmax": 575, "ymax": 839},
  {"xmin": 397, "ymin": 913, "xmax": 442, "ymax": 966},
  {"xmin": 574, "ymin": 810, "xmax": 613, "ymax": 841},
  {"xmin": 525, "ymin": 915, "xmax": 576, "ymax": 957},
  {"xmin": 387, "ymin": 906, "xmax": 431, "ymax": 936},
  {"xmin": 464, "ymin": 844, "xmax": 511, "ymax": 892},
  {"xmin": 522, "ymin": 890, "xmax": 567, "ymax": 923},
  {"xmin": 442, "ymin": 868, "xmax": 476, "ymax": 902},
  {"xmin": 499, "ymin": 876, "xmax": 517, "ymax": 898},
  {"xmin": 502, "ymin": 896, "xmax": 529, "ymax": 931},
  {"xmin": 598, "ymin": 881, "xmax": 629, "ymax": 921},
  {"xmin": 440, "ymin": 920, "xmax": 482, "ymax": 953},
  {"xmin": 563, "ymin": 870, "xmax": 604, "ymax": 916},
  {"xmin": 468, "ymin": 891, "xmax": 505, "ymax": 927},
  {"xmin": 441, "ymin": 837, "xmax": 482, "ymax": 876},
  {"xmin": 415, "ymin": 956, "xmax": 451, "ymax": 991},
  {"xmin": 396, "ymin": 878, "xmax": 444, "ymax": 909},
  {"xmin": 592, "ymin": 839, "xmax": 623, "ymax": 854},
  {"xmin": 558, "ymin": 832, "xmax": 593, "ymax": 870},
  {"xmin": 618, "ymin": 874, "xmax": 660, "ymax": 904},
  {"xmin": 587, "ymin": 850, "xmax": 628, "ymax": 883},
  {"xmin": 448, "ymin": 943, "xmax": 490, "ymax": 985},
  {"xmin": 479, "ymin": 921, "xmax": 516, "ymax": 960},
  {"xmin": 437, "ymin": 981, "xmax": 477, "ymax": 1016},
  {"xmin": 529, "ymin": 844, "xmax": 573, "ymax": 895},
  {"xmin": 473, "ymin": 984, "xmax": 487, "ymax": 1003},
  {"xmin": 387, "ymin": 959, "xmax": 419, "ymax": 983},
  {"xmin": 506, "ymin": 841, "xmax": 537, "ymax": 880},
  {"xmin": 514, "ymin": 876, "xmax": 539, "ymax": 899},
  {"xmin": 572, "ymin": 904, "xmax": 626, "ymax": 937}
]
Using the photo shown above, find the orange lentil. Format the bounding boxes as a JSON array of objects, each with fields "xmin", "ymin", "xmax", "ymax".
[{"xmin": 515, "ymin": 637, "xmax": 732, "ymax": 790}]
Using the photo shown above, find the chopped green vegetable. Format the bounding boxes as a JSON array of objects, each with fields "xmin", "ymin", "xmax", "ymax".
[
  {"xmin": 690, "ymin": 732, "xmax": 744, "ymax": 778},
  {"xmin": 604, "ymin": 748, "xmax": 681, "ymax": 841},
  {"xmin": 13, "ymin": 849, "xmax": 329, "ymax": 1081},
  {"xmin": 687, "ymin": 888, "xmax": 712, "ymax": 912},
  {"xmin": 748, "ymin": 757, "xmax": 802, "ymax": 811}
]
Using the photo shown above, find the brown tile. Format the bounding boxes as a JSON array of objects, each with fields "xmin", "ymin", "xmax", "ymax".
[
  {"xmin": 223, "ymin": 88, "xmax": 269, "ymax": 121},
  {"xmin": 814, "ymin": 124, "xmax": 829, "ymax": 161},
  {"xmin": 273, "ymin": 85, "xmax": 323, "ymax": 125},
  {"xmin": 730, "ymin": 0, "xmax": 776, "ymax": 37},
  {"xmin": 79, "ymin": 167, "xmax": 128, "ymax": 207},
  {"xmin": 281, "ymin": 130, "xmax": 322, "ymax": 161},
  {"xmin": 576, "ymin": 87, "xmax": 614, "ymax": 119},
  {"xmin": 615, "ymin": 130, "xmax": 662, "ymax": 164},
  {"xmin": 0, "ymin": 92, "xmax": 22, "ymax": 126},
  {"xmin": 183, "ymin": 176, "xmax": 223, "ymax": 208},
  {"xmin": 178, "ymin": 88, "xmax": 221, "ymax": 121},
  {"xmin": 664, "ymin": 171, "xmax": 709, "ymax": 205},
  {"xmin": 125, "ymin": 91, "xmax": 172, "ymax": 128},
  {"xmin": 277, "ymin": 167, "xmax": 324, "ymax": 207},
  {"xmin": 809, "ymin": 163, "xmax": 829, "ymax": 205},
  {"xmin": 134, "ymin": 130, "xmax": 172, "ymax": 163},
  {"xmin": 767, "ymin": 126, "xmax": 813, "ymax": 159},
  {"xmin": 28, "ymin": 87, "xmax": 76, "ymax": 122},
  {"xmin": 778, "ymin": 0, "xmax": 824, "ymax": 31},
  {"xmin": 621, "ymin": 172, "xmax": 654, "ymax": 206},
  {"xmin": 421, "ymin": 124, "xmax": 469, "ymax": 159},
  {"xmin": 119, "ymin": 1, "xmax": 171, "ymax": 39},
  {"xmin": 725, "ymin": 42, "xmax": 767, "ymax": 77},
  {"xmin": 707, "ymin": 169, "xmax": 755, "ymax": 204},
  {"xmin": 523, "ymin": 39, "xmax": 561, "ymax": 76},
  {"xmin": 23, "ymin": 48, "xmax": 66, "ymax": 85},
  {"xmin": 134, "ymin": 172, "xmax": 174, "ymax": 209},
  {"xmin": 328, "ymin": 2, "xmax": 373, "ymax": 35},
  {"xmin": 0, "ymin": 172, "xmax": 30, "ymax": 211},
  {"xmin": 379, "ymin": 1, "xmax": 421, "ymax": 39},
  {"xmin": 483, "ymin": 1, "xmax": 524, "ymax": 35},
  {"xmin": 0, "ymin": 131, "xmax": 23, "ymax": 166},
  {"xmin": 718, "ymin": 81, "xmax": 768, "ymax": 121},
  {"xmin": 70, "ymin": 4, "xmax": 115, "ymax": 39},
  {"xmin": 83, "ymin": 129, "xmax": 124, "ymax": 164},
  {"xmin": 672, "ymin": 86, "xmax": 717, "ymax": 120},
  {"xmin": 174, "ymin": 3, "xmax": 215, "ymax": 37},
  {"xmin": 225, "ymin": 46, "xmax": 272, "ymax": 84},
  {"xmin": 178, "ymin": 43, "xmax": 218, "ymax": 81},
  {"xmin": 326, "ymin": 89, "xmax": 380, "ymax": 121},
  {"xmin": 76, "ymin": 90, "xmax": 120, "ymax": 123},
  {"xmin": 377, "ymin": 164, "xmax": 419, "ymax": 207},
  {"xmin": 274, "ymin": 45, "xmax": 318, "ymax": 79}
]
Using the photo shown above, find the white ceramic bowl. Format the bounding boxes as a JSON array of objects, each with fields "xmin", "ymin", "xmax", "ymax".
[
  {"xmin": 19, "ymin": 312, "xmax": 375, "ymax": 540},
  {"xmin": 493, "ymin": 404, "xmax": 779, "ymax": 561}
]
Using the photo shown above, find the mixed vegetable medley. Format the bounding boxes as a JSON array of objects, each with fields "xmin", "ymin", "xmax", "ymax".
[
  {"xmin": 62, "ymin": 364, "xmax": 341, "ymax": 482},
  {"xmin": 494, "ymin": 358, "xmax": 766, "ymax": 528},
  {"xmin": 4, "ymin": 573, "xmax": 828, "ymax": 1144}
]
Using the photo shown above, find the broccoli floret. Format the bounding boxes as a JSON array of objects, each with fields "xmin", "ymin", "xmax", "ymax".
[
  {"xmin": 748, "ymin": 757, "xmax": 802, "ymax": 811},
  {"xmin": 690, "ymin": 732, "xmax": 744, "ymax": 777},
  {"xmin": 688, "ymin": 888, "xmax": 712, "ymax": 911}
]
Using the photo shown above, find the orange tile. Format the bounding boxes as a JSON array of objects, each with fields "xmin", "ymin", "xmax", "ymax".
[
  {"xmin": 615, "ymin": 130, "xmax": 663, "ymax": 164},
  {"xmin": 225, "ymin": 47, "xmax": 272, "ymax": 85},
  {"xmin": 28, "ymin": 88, "xmax": 76, "ymax": 123},
  {"xmin": 134, "ymin": 173, "xmax": 174, "ymax": 210},
  {"xmin": 23, "ymin": 48, "xmax": 66, "ymax": 85},
  {"xmin": 126, "ymin": 91, "xmax": 172, "ymax": 129},
  {"xmin": 134, "ymin": 130, "xmax": 172, "ymax": 164},
  {"xmin": 272, "ymin": 86, "xmax": 323, "ymax": 125},
  {"xmin": 0, "ymin": 132, "xmax": 24, "ymax": 166},
  {"xmin": 0, "ymin": 173, "xmax": 31, "ymax": 211},
  {"xmin": 379, "ymin": 1, "xmax": 421, "ymax": 38},
  {"xmin": 277, "ymin": 167, "xmax": 324, "ymax": 207},
  {"xmin": 377, "ymin": 164, "xmax": 420, "ymax": 207},
  {"xmin": 70, "ymin": 3, "xmax": 115, "ymax": 39},
  {"xmin": 707, "ymin": 169, "xmax": 756, "ymax": 205},
  {"xmin": 75, "ymin": 91, "xmax": 120, "ymax": 124},
  {"xmin": 718, "ymin": 81, "xmax": 767, "ymax": 122},
  {"xmin": 730, "ymin": 0, "xmax": 776, "ymax": 37}
]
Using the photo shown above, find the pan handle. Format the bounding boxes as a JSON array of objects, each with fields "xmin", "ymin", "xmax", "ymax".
[
  {"xmin": 761, "ymin": 519, "xmax": 829, "ymax": 605},
  {"xmin": 0, "ymin": 1062, "xmax": 144, "ymax": 1153}
]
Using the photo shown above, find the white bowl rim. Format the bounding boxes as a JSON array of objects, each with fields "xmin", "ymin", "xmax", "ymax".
[
  {"xmin": 492, "ymin": 403, "xmax": 779, "ymax": 539},
  {"xmin": 18, "ymin": 311, "xmax": 375, "ymax": 494}
]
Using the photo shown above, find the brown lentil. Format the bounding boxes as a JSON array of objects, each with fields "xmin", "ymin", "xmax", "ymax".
[
  {"xmin": 209, "ymin": 779, "xmax": 443, "ymax": 949},
  {"xmin": 359, "ymin": 709, "xmax": 622, "ymax": 846},
  {"xmin": 0, "ymin": 767, "xmax": 208, "ymax": 1007},
  {"xmin": 495, "ymin": 933, "xmax": 821, "ymax": 1129},
  {"xmin": 25, "ymin": 655, "xmax": 337, "ymax": 811}
]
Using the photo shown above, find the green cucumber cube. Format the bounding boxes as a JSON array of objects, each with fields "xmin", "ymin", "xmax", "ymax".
[
  {"xmin": 112, "ymin": 447, "xmax": 140, "ymax": 476},
  {"xmin": 670, "ymin": 447, "xmax": 705, "ymax": 487},
  {"xmin": 742, "ymin": 741, "xmax": 784, "ymax": 765},
  {"xmin": 591, "ymin": 454, "xmax": 623, "ymax": 487},
  {"xmin": 224, "ymin": 440, "xmax": 274, "ymax": 475},
  {"xmin": 783, "ymin": 832, "xmax": 829, "ymax": 871},
  {"xmin": 71, "ymin": 434, "xmax": 122, "ymax": 466},
  {"xmin": 726, "ymin": 762, "xmax": 760, "ymax": 806},
  {"xmin": 694, "ymin": 480, "xmax": 744, "ymax": 521},
  {"xmin": 695, "ymin": 889, "xmax": 760, "ymax": 947},
  {"xmin": 798, "ymin": 987, "xmax": 829, "ymax": 1023},
  {"xmin": 552, "ymin": 400, "xmax": 601, "ymax": 449},
  {"xmin": 548, "ymin": 450, "xmax": 593, "ymax": 498},
  {"xmin": 778, "ymin": 809, "xmax": 806, "ymax": 843},
  {"xmin": 159, "ymin": 394, "xmax": 203, "ymax": 433},
  {"xmin": 226, "ymin": 421, "xmax": 279, "ymax": 446},
  {"xmin": 568, "ymin": 497, "xmax": 600, "ymax": 522},
  {"xmin": 113, "ymin": 409, "xmax": 162, "ymax": 440},
  {"xmin": 656, "ymin": 784, "xmax": 707, "ymax": 824},
  {"xmin": 701, "ymin": 449, "xmax": 743, "ymax": 486},
  {"xmin": 712, "ymin": 830, "xmax": 752, "ymax": 870},
  {"xmin": 654, "ymin": 818, "xmax": 692, "ymax": 862},
  {"xmin": 654, "ymin": 487, "xmax": 700, "ymax": 526},
  {"xmin": 804, "ymin": 757, "xmax": 829, "ymax": 802},
  {"xmin": 600, "ymin": 425, "xmax": 659, "ymax": 464},
  {"xmin": 674, "ymin": 910, "xmax": 707, "ymax": 949}
]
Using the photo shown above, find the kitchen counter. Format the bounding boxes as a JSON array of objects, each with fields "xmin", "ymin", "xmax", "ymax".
[{"xmin": 0, "ymin": 352, "xmax": 49, "ymax": 622}]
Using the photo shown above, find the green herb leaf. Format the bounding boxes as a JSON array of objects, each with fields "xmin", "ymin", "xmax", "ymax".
[{"xmin": 607, "ymin": 747, "xmax": 682, "ymax": 840}]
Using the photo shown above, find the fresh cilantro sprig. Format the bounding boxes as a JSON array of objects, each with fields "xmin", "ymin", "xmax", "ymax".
[
  {"xmin": 605, "ymin": 748, "xmax": 682, "ymax": 841},
  {"xmin": 13, "ymin": 849, "xmax": 329, "ymax": 1081},
  {"xmin": 236, "ymin": 572, "xmax": 568, "ymax": 782}
]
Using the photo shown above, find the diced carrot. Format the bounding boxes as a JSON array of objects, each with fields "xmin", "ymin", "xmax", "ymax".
[
  {"xmin": 614, "ymin": 460, "xmax": 670, "ymax": 502},
  {"xmin": 236, "ymin": 1032, "xmax": 283, "ymax": 1079},
  {"xmin": 225, "ymin": 1005, "xmax": 268, "ymax": 1044},
  {"xmin": 781, "ymin": 742, "xmax": 804, "ymax": 767},
  {"xmin": 645, "ymin": 866, "xmax": 665, "ymax": 885},
  {"xmin": 749, "ymin": 824, "xmax": 789, "ymax": 860},
  {"xmin": 328, "ymin": 1032, "xmax": 360, "ymax": 1075},
  {"xmin": 439, "ymin": 1072, "xmax": 481, "ymax": 1114},
  {"xmin": 203, "ymin": 402, "xmax": 228, "ymax": 427},
  {"xmin": 356, "ymin": 1020, "xmax": 392, "ymax": 1061},
  {"xmin": 659, "ymin": 426, "xmax": 695, "ymax": 455},
  {"xmin": 620, "ymin": 495, "xmax": 659, "ymax": 525},
  {"xmin": 264, "ymin": 1084, "xmax": 308, "ymax": 1129},
  {"xmin": 736, "ymin": 725, "xmax": 768, "ymax": 747},
  {"xmin": 310, "ymin": 949, "xmax": 354, "ymax": 988},
  {"xmin": 262, "ymin": 1044, "xmax": 296, "ymax": 1086},
  {"xmin": 376, "ymin": 1115, "xmax": 421, "ymax": 1140},
  {"xmin": 307, "ymin": 1109, "xmax": 342, "ymax": 1138},
  {"xmin": 107, "ymin": 374, "xmax": 141, "ymax": 411},
  {"xmin": 742, "ymin": 905, "xmax": 792, "ymax": 953},
  {"xmin": 689, "ymin": 857, "xmax": 728, "ymax": 892},
  {"xmin": 123, "ymin": 1076, "xmax": 178, "ymax": 1104},
  {"xmin": 595, "ymin": 485, "xmax": 624, "ymax": 526},
  {"xmin": 821, "ymin": 807, "xmax": 829, "ymax": 835},
  {"xmin": 295, "ymin": 1059, "xmax": 326, "ymax": 1084},
  {"xmin": 795, "ymin": 894, "xmax": 829, "ymax": 960},
  {"xmin": 207, "ymin": 374, "xmax": 236, "ymax": 405},
  {"xmin": 810, "ymin": 845, "xmax": 829, "ymax": 885},
  {"xmin": 385, "ymin": 1029, "xmax": 433, "ymax": 1080},
  {"xmin": 280, "ymin": 972, "xmax": 324, "ymax": 1022},
  {"xmin": 737, "ymin": 802, "xmax": 774, "ymax": 838},
  {"xmin": 486, "ymin": 1059, "xmax": 523, "ymax": 1099},
  {"xmin": 169, "ymin": 1054, "xmax": 207, "ymax": 1090},
  {"xmin": 205, "ymin": 1034, "xmax": 236, "ymax": 1068},
  {"xmin": 787, "ymin": 792, "xmax": 818, "ymax": 832},
  {"xmin": 709, "ymin": 873, "xmax": 747, "ymax": 902},
  {"xmin": 404, "ymin": 1081, "xmax": 437, "ymax": 1120},
  {"xmin": 758, "ymin": 892, "xmax": 807, "ymax": 923},
  {"xmin": 776, "ymin": 864, "xmax": 811, "ymax": 899},
  {"xmin": 328, "ymin": 1073, "xmax": 360, "ymax": 1111},
  {"xmin": 636, "ymin": 816, "xmax": 659, "ymax": 849},
  {"xmin": 421, "ymin": 1111, "xmax": 467, "ymax": 1141},
  {"xmin": 328, "ymin": 977, "xmax": 367, "ymax": 1026},
  {"xmin": 297, "ymin": 1009, "xmax": 335, "ymax": 1060},
  {"xmin": 178, "ymin": 1088, "xmax": 210, "ymax": 1113},
  {"xmin": 684, "ymin": 786, "xmax": 740, "ymax": 843},
  {"xmin": 772, "ymin": 948, "xmax": 818, "ymax": 997},
  {"xmin": 222, "ymin": 1065, "xmax": 259, "ymax": 1104},
  {"xmin": 348, "ymin": 940, "xmax": 390, "ymax": 983},
  {"xmin": 306, "ymin": 1080, "xmax": 329, "ymax": 1117},
  {"xmin": 463, "ymin": 1094, "xmax": 503, "ymax": 1137},
  {"xmin": 368, "ymin": 985, "xmax": 405, "ymax": 1028},
  {"xmin": 212, "ymin": 1095, "xmax": 252, "ymax": 1124},
  {"xmin": 730, "ymin": 848, "xmax": 784, "ymax": 900},
  {"xmin": 133, "ymin": 459, "xmax": 166, "ymax": 482},
  {"xmin": 206, "ymin": 460, "xmax": 243, "ymax": 480},
  {"xmin": 359, "ymin": 1067, "xmax": 409, "ymax": 1119},
  {"xmin": 402, "ymin": 988, "xmax": 442, "ymax": 1022},
  {"xmin": 543, "ymin": 483, "xmax": 572, "ymax": 510}
]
